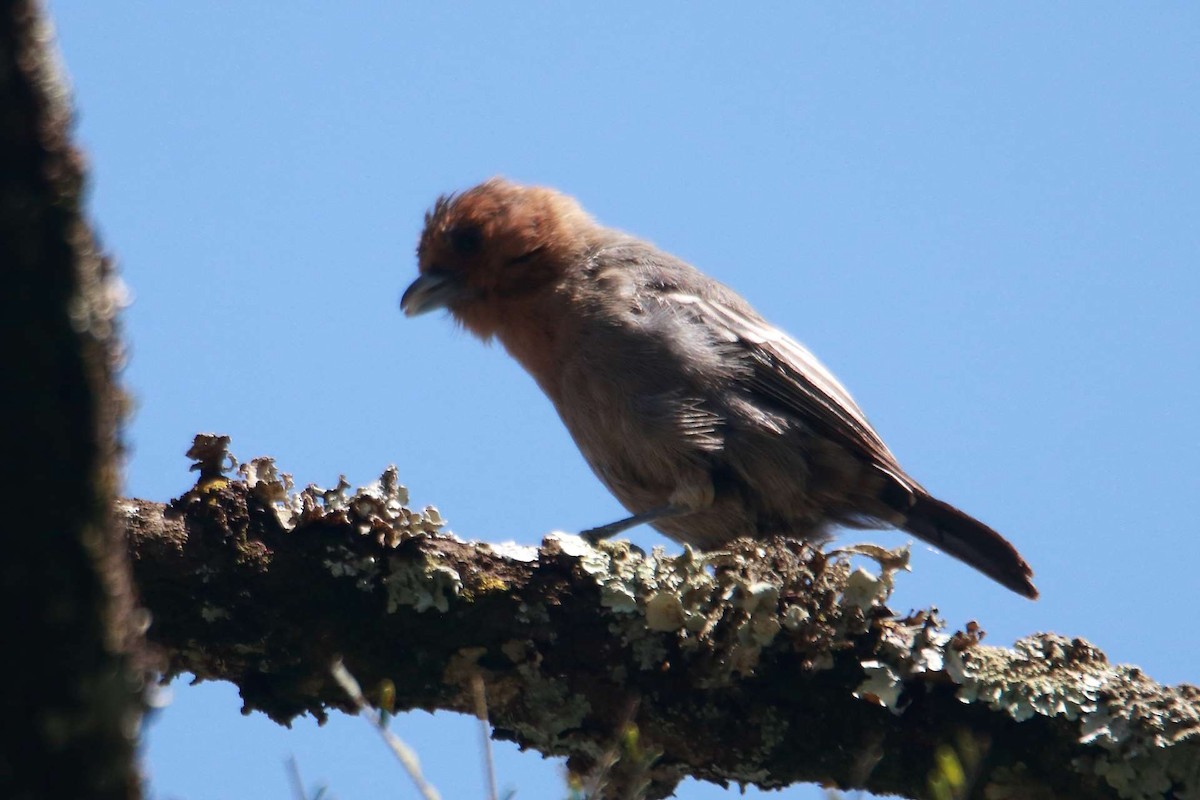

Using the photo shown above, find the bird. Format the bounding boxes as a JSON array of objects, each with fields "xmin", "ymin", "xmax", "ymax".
[{"xmin": 401, "ymin": 178, "xmax": 1037, "ymax": 599}]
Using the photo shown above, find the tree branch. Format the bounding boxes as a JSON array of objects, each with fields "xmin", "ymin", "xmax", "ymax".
[{"xmin": 124, "ymin": 442, "xmax": 1199, "ymax": 800}]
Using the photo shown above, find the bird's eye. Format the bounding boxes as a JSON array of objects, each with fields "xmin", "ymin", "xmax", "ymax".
[
  {"xmin": 448, "ymin": 225, "xmax": 482, "ymax": 256},
  {"xmin": 507, "ymin": 245, "xmax": 547, "ymax": 266}
]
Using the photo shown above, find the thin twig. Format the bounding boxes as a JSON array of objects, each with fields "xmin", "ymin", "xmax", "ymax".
[
  {"xmin": 286, "ymin": 756, "xmax": 308, "ymax": 800},
  {"xmin": 470, "ymin": 674, "xmax": 499, "ymax": 800},
  {"xmin": 330, "ymin": 659, "xmax": 442, "ymax": 800}
]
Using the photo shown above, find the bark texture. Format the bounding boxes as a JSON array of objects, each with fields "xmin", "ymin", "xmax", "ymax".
[
  {"xmin": 1, "ymin": 2, "xmax": 145, "ymax": 798},
  {"xmin": 122, "ymin": 446, "xmax": 1200, "ymax": 800}
]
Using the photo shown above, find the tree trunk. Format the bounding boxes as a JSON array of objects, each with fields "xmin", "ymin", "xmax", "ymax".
[{"xmin": 1, "ymin": 2, "xmax": 145, "ymax": 798}]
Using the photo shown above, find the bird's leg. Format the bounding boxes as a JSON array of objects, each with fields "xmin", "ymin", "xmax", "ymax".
[
  {"xmin": 581, "ymin": 505, "xmax": 678, "ymax": 544},
  {"xmin": 581, "ymin": 479, "xmax": 715, "ymax": 544}
]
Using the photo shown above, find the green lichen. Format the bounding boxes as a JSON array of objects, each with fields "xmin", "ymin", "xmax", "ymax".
[
  {"xmin": 940, "ymin": 634, "xmax": 1200, "ymax": 798},
  {"xmin": 544, "ymin": 534, "xmax": 849, "ymax": 683}
]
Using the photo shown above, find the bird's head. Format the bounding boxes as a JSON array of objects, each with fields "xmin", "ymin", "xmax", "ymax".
[{"xmin": 402, "ymin": 177, "xmax": 595, "ymax": 340}]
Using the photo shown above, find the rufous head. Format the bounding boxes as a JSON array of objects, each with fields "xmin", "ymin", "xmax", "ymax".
[{"xmin": 402, "ymin": 178, "xmax": 596, "ymax": 339}]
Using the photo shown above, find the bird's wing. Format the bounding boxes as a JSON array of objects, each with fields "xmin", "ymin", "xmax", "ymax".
[{"xmin": 666, "ymin": 291, "xmax": 913, "ymax": 485}]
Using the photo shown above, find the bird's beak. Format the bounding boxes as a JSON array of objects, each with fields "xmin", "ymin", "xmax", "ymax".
[{"xmin": 401, "ymin": 270, "xmax": 461, "ymax": 317}]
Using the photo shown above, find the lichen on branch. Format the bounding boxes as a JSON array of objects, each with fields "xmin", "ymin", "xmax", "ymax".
[{"xmin": 121, "ymin": 436, "xmax": 1200, "ymax": 800}]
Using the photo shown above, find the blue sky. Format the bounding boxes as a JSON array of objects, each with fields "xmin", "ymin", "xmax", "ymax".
[{"xmin": 51, "ymin": 4, "xmax": 1197, "ymax": 799}]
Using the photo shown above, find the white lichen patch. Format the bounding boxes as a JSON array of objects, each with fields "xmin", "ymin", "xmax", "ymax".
[
  {"xmin": 552, "ymin": 538, "xmax": 672, "ymax": 615},
  {"xmin": 480, "ymin": 541, "xmax": 539, "ymax": 563},
  {"xmin": 780, "ymin": 604, "xmax": 810, "ymax": 631},
  {"xmin": 383, "ymin": 554, "xmax": 462, "ymax": 613},
  {"xmin": 741, "ymin": 612, "xmax": 782, "ymax": 648},
  {"xmin": 322, "ymin": 544, "xmax": 380, "ymax": 591},
  {"xmin": 224, "ymin": 447, "xmax": 449, "ymax": 548},
  {"xmin": 882, "ymin": 612, "xmax": 948, "ymax": 676},
  {"xmin": 841, "ymin": 567, "xmax": 886, "ymax": 609},
  {"xmin": 645, "ymin": 591, "xmax": 687, "ymax": 632},
  {"xmin": 831, "ymin": 543, "xmax": 910, "ymax": 598},
  {"xmin": 847, "ymin": 610, "xmax": 952, "ymax": 715},
  {"xmin": 239, "ymin": 456, "xmax": 294, "ymax": 504},
  {"xmin": 236, "ymin": 455, "xmax": 299, "ymax": 527},
  {"xmin": 855, "ymin": 660, "xmax": 907, "ymax": 713},
  {"xmin": 545, "ymin": 531, "xmax": 592, "ymax": 559},
  {"xmin": 736, "ymin": 582, "xmax": 780, "ymax": 615}
]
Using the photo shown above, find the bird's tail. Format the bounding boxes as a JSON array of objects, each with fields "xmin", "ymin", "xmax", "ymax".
[{"xmin": 901, "ymin": 494, "xmax": 1038, "ymax": 599}]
